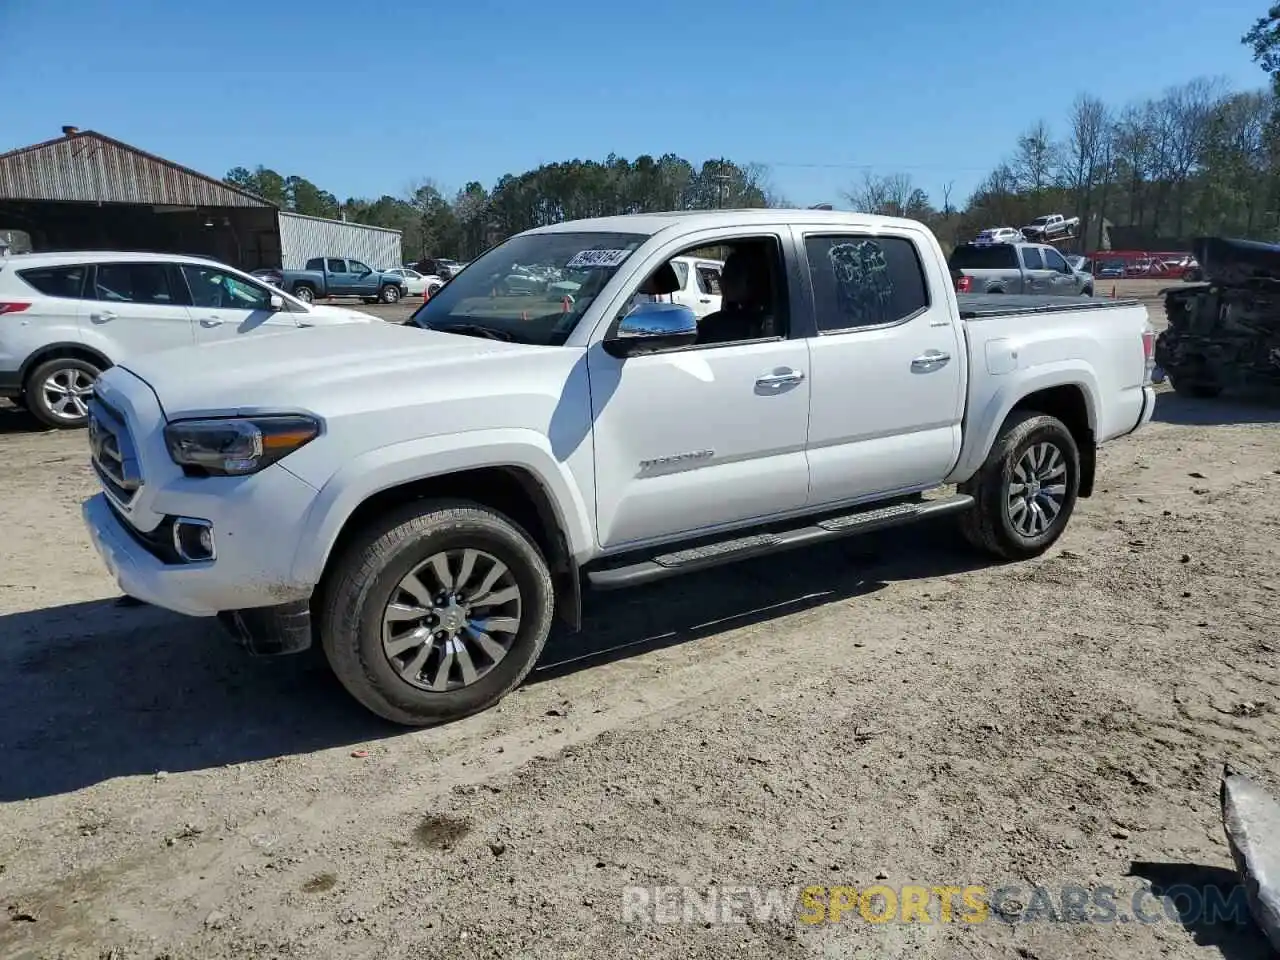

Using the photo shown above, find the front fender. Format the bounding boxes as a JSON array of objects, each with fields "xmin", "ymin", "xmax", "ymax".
[
  {"xmin": 288, "ymin": 427, "xmax": 594, "ymax": 586},
  {"xmin": 945, "ymin": 361, "xmax": 1100, "ymax": 484}
]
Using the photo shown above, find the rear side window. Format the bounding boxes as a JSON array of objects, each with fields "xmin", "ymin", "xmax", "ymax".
[
  {"xmin": 18, "ymin": 265, "xmax": 87, "ymax": 298},
  {"xmin": 948, "ymin": 244, "xmax": 1018, "ymax": 269},
  {"xmin": 696, "ymin": 266, "xmax": 722, "ymax": 295},
  {"xmin": 92, "ymin": 263, "xmax": 179, "ymax": 305},
  {"xmin": 670, "ymin": 260, "xmax": 689, "ymax": 289},
  {"xmin": 805, "ymin": 235, "xmax": 930, "ymax": 332},
  {"xmin": 1021, "ymin": 248, "xmax": 1045, "ymax": 270}
]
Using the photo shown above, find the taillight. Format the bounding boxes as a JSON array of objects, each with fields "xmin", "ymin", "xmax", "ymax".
[
  {"xmin": 1142, "ymin": 328, "xmax": 1156, "ymax": 384},
  {"xmin": 0, "ymin": 302, "xmax": 31, "ymax": 316},
  {"xmin": 956, "ymin": 275, "xmax": 972, "ymax": 293}
]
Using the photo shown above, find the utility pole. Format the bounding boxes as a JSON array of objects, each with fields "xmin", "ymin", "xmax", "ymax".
[{"xmin": 711, "ymin": 172, "xmax": 733, "ymax": 209}]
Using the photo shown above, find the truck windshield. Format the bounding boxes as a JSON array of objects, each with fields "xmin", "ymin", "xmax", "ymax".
[
  {"xmin": 949, "ymin": 245, "xmax": 1018, "ymax": 269},
  {"xmin": 408, "ymin": 231, "xmax": 647, "ymax": 345}
]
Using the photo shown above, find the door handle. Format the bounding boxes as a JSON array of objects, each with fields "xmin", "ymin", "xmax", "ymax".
[
  {"xmin": 756, "ymin": 369, "xmax": 805, "ymax": 387},
  {"xmin": 91, "ymin": 310, "xmax": 117, "ymax": 322},
  {"xmin": 199, "ymin": 316, "xmax": 224, "ymax": 327},
  {"xmin": 911, "ymin": 351, "xmax": 951, "ymax": 372}
]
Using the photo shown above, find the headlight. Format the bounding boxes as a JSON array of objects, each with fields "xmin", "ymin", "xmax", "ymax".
[{"xmin": 164, "ymin": 415, "xmax": 320, "ymax": 476}]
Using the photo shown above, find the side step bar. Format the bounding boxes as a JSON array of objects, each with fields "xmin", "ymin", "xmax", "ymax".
[{"xmin": 586, "ymin": 493, "xmax": 974, "ymax": 590}]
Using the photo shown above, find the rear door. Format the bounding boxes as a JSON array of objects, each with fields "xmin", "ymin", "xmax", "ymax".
[
  {"xmin": 1019, "ymin": 246, "xmax": 1052, "ymax": 293},
  {"xmin": 85, "ymin": 262, "xmax": 195, "ymax": 358},
  {"xmin": 180, "ymin": 263, "xmax": 299, "ymax": 344},
  {"xmin": 326, "ymin": 258, "xmax": 352, "ymax": 296},
  {"xmin": 797, "ymin": 228, "xmax": 964, "ymax": 505}
]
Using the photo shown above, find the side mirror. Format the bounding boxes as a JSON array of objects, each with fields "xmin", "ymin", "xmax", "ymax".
[
  {"xmin": 603, "ymin": 302, "xmax": 698, "ymax": 358},
  {"xmin": 269, "ymin": 294, "xmax": 284, "ymax": 311}
]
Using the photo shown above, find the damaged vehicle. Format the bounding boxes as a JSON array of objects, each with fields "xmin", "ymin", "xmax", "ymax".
[{"xmin": 1155, "ymin": 237, "xmax": 1280, "ymax": 399}]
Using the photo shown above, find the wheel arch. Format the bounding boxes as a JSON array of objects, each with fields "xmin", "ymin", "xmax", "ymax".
[
  {"xmin": 949, "ymin": 372, "xmax": 1099, "ymax": 496},
  {"xmin": 308, "ymin": 464, "xmax": 583, "ymax": 632},
  {"xmin": 20, "ymin": 342, "xmax": 113, "ymax": 388}
]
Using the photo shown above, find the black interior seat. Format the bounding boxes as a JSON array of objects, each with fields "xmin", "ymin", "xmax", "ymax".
[{"xmin": 697, "ymin": 245, "xmax": 775, "ymax": 345}]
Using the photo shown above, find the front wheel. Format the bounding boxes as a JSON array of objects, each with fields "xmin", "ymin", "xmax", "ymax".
[
  {"xmin": 320, "ymin": 500, "xmax": 554, "ymax": 726},
  {"xmin": 380, "ymin": 284, "xmax": 401, "ymax": 304},
  {"xmin": 958, "ymin": 411, "xmax": 1080, "ymax": 561},
  {"xmin": 24, "ymin": 357, "xmax": 102, "ymax": 428}
]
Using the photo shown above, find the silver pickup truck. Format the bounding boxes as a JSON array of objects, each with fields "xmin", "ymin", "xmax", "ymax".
[{"xmin": 950, "ymin": 241, "xmax": 1093, "ymax": 297}]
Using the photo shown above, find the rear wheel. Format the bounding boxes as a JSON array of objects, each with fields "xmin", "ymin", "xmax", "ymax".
[
  {"xmin": 959, "ymin": 411, "xmax": 1080, "ymax": 561},
  {"xmin": 320, "ymin": 499, "xmax": 554, "ymax": 726},
  {"xmin": 293, "ymin": 284, "xmax": 315, "ymax": 303},
  {"xmin": 24, "ymin": 357, "xmax": 102, "ymax": 428}
]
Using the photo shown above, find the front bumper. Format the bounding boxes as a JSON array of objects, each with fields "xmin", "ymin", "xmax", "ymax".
[{"xmin": 82, "ymin": 478, "xmax": 318, "ymax": 618}]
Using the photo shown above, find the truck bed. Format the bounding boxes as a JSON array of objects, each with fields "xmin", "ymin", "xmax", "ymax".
[{"xmin": 957, "ymin": 293, "xmax": 1140, "ymax": 320}]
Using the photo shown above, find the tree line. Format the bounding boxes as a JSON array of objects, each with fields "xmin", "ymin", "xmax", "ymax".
[
  {"xmin": 226, "ymin": 6, "xmax": 1280, "ymax": 260},
  {"xmin": 224, "ymin": 157, "xmax": 780, "ymax": 263}
]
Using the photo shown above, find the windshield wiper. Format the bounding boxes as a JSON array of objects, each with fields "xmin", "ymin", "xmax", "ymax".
[{"xmin": 430, "ymin": 322, "xmax": 515, "ymax": 342}]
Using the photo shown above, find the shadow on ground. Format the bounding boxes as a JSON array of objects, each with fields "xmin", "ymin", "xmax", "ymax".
[
  {"xmin": 1127, "ymin": 860, "xmax": 1272, "ymax": 960},
  {"xmin": 1152, "ymin": 390, "xmax": 1280, "ymax": 427},
  {"xmin": 0, "ymin": 400, "xmax": 48, "ymax": 435},
  {"xmin": 0, "ymin": 522, "xmax": 990, "ymax": 801}
]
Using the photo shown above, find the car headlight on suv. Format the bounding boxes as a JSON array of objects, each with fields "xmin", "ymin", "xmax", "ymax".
[{"xmin": 164, "ymin": 414, "xmax": 320, "ymax": 477}]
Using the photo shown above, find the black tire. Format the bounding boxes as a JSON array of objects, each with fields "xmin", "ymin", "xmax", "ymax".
[
  {"xmin": 958, "ymin": 411, "xmax": 1080, "ymax": 561},
  {"xmin": 320, "ymin": 499, "xmax": 554, "ymax": 726},
  {"xmin": 23, "ymin": 356, "xmax": 103, "ymax": 429},
  {"xmin": 379, "ymin": 284, "xmax": 401, "ymax": 304},
  {"xmin": 1083, "ymin": 286, "xmax": 1094, "ymax": 297},
  {"xmin": 293, "ymin": 284, "xmax": 315, "ymax": 303}
]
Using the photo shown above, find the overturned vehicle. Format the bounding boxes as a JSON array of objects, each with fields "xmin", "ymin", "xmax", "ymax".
[{"xmin": 1156, "ymin": 236, "xmax": 1280, "ymax": 400}]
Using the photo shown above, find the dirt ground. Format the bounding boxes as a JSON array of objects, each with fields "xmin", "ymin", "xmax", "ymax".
[{"xmin": 3, "ymin": 280, "xmax": 1279, "ymax": 959}]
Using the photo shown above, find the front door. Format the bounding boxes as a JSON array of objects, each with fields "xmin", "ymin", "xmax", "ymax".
[
  {"xmin": 347, "ymin": 260, "xmax": 377, "ymax": 297},
  {"xmin": 180, "ymin": 264, "xmax": 299, "ymax": 343},
  {"xmin": 1041, "ymin": 247, "xmax": 1081, "ymax": 295},
  {"xmin": 588, "ymin": 235, "xmax": 810, "ymax": 550},
  {"xmin": 85, "ymin": 262, "xmax": 195, "ymax": 359},
  {"xmin": 796, "ymin": 229, "xmax": 964, "ymax": 506}
]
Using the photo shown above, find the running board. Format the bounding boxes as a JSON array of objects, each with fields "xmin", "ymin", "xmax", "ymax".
[{"xmin": 586, "ymin": 494, "xmax": 974, "ymax": 590}]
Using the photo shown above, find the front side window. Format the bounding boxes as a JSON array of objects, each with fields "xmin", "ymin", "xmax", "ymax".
[
  {"xmin": 805, "ymin": 235, "xmax": 929, "ymax": 332},
  {"xmin": 181, "ymin": 265, "xmax": 272, "ymax": 310},
  {"xmin": 93, "ymin": 263, "xmax": 177, "ymax": 305},
  {"xmin": 409, "ymin": 230, "xmax": 647, "ymax": 345},
  {"xmin": 19, "ymin": 265, "xmax": 87, "ymax": 299},
  {"xmin": 349, "ymin": 260, "xmax": 371, "ymax": 274},
  {"xmin": 1042, "ymin": 248, "xmax": 1071, "ymax": 273}
]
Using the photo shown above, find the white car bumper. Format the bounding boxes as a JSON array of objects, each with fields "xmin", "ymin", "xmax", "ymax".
[{"xmin": 82, "ymin": 466, "xmax": 320, "ymax": 618}]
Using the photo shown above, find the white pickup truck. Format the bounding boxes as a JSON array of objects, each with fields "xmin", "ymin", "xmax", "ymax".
[{"xmin": 80, "ymin": 210, "xmax": 1157, "ymax": 726}]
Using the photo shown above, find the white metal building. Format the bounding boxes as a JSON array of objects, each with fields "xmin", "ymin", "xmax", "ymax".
[{"xmin": 277, "ymin": 212, "xmax": 403, "ymax": 270}]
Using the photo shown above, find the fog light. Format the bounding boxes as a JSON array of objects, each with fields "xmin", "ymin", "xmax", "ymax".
[{"xmin": 173, "ymin": 517, "xmax": 216, "ymax": 562}]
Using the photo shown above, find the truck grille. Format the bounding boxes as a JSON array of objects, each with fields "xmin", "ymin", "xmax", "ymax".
[{"xmin": 87, "ymin": 397, "xmax": 143, "ymax": 507}]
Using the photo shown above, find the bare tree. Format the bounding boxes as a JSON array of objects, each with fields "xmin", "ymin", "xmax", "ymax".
[
  {"xmin": 843, "ymin": 172, "xmax": 935, "ymax": 219},
  {"xmin": 1011, "ymin": 121, "xmax": 1061, "ymax": 194},
  {"xmin": 1064, "ymin": 95, "xmax": 1110, "ymax": 252}
]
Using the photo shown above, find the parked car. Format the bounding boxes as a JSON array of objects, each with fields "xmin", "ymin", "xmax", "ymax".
[
  {"xmin": 383, "ymin": 267, "xmax": 444, "ymax": 298},
  {"xmin": 0, "ymin": 251, "xmax": 377, "ymax": 428},
  {"xmin": 1098, "ymin": 259, "xmax": 1126, "ymax": 279},
  {"xmin": 1021, "ymin": 214, "xmax": 1080, "ymax": 241},
  {"xmin": 279, "ymin": 257, "xmax": 407, "ymax": 304},
  {"xmin": 975, "ymin": 227, "xmax": 1025, "ymax": 245},
  {"xmin": 949, "ymin": 241, "xmax": 1094, "ymax": 296},
  {"xmin": 251, "ymin": 268, "xmax": 285, "ymax": 288},
  {"xmin": 80, "ymin": 208, "xmax": 1156, "ymax": 726},
  {"xmin": 642, "ymin": 255, "xmax": 725, "ymax": 318}
]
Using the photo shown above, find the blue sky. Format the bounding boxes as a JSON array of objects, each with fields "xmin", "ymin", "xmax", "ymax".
[{"xmin": 0, "ymin": 0, "xmax": 1270, "ymax": 209}]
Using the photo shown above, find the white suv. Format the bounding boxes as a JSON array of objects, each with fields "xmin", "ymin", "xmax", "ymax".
[{"xmin": 0, "ymin": 251, "xmax": 378, "ymax": 428}]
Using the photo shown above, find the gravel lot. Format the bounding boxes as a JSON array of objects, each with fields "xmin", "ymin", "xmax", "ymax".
[{"xmin": 3, "ymin": 279, "xmax": 1279, "ymax": 959}]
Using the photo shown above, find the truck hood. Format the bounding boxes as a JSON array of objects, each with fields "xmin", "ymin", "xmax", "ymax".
[
  {"xmin": 119, "ymin": 321, "xmax": 551, "ymax": 420},
  {"xmin": 300, "ymin": 303, "xmax": 379, "ymax": 324}
]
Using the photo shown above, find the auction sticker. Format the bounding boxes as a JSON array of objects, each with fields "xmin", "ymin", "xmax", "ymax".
[{"xmin": 566, "ymin": 249, "xmax": 631, "ymax": 268}]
